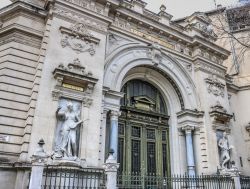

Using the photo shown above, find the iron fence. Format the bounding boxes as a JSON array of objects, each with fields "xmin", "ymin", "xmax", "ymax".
[
  {"xmin": 42, "ymin": 166, "xmax": 106, "ymax": 189},
  {"xmin": 240, "ymin": 175, "xmax": 250, "ymax": 189},
  {"xmin": 117, "ymin": 172, "xmax": 235, "ymax": 189}
]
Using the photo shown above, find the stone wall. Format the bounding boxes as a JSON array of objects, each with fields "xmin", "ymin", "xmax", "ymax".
[{"xmin": 0, "ymin": 2, "xmax": 46, "ymax": 163}]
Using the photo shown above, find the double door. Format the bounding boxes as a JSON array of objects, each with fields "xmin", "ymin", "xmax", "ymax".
[{"xmin": 117, "ymin": 108, "xmax": 170, "ymax": 176}]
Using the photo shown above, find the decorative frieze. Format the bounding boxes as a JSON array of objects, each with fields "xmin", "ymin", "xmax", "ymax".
[
  {"xmin": 205, "ymin": 74, "xmax": 225, "ymax": 97},
  {"xmin": 63, "ymin": 0, "xmax": 110, "ymax": 17},
  {"xmin": 54, "ymin": 7, "xmax": 107, "ymax": 32},
  {"xmin": 60, "ymin": 23, "xmax": 100, "ymax": 55}
]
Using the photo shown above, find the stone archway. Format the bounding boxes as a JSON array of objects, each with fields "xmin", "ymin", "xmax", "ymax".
[{"xmin": 103, "ymin": 44, "xmax": 201, "ymax": 174}]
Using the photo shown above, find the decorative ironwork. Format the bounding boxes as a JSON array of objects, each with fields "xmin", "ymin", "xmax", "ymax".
[
  {"xmin": 240, "ymin": 175, "xmax": 250, "ymax": 189},
  {"xmin": 117, "ymin": 173, "xmax": 235, "ymax": 189},
  {"xmin": 146, "ymin": 129, "xmax": 155, "ymax": 139},
  {"xmin": 162, "ymin": 144, "xmax": 168, "ymax": 176},
  {"xmin": 118, "ymin": 124, "xmax": 125, "ymax": 135},
  {"xmin": 41, "ymin": 166, "xmax": 106, "ymax": 189},
  {"xmin": 131, "ymin": 140, "xmax": 141, "ymax": 173},
  {"xmin": 118, "ymin": 138, "xmax": 124, "ymax": 173},
  {"xmin": 131, "ymin": 127, "xmax": 141, "ymax": 138},
  {"xmin": 162, "ymin": 131, "xmax": 167, "ymax": 141},
  {"xmin": 147, "ymin": 142, "xmax": 156, "ymax": 174}
]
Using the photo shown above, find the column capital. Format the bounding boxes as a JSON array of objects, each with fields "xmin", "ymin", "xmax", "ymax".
[
  {"xmin": 181, "ymin": 125, "xmax": 195, "ymax": 134},
  {"xmin": 110, "ymin": 110, "xmax": 121, "ymax": 121}
]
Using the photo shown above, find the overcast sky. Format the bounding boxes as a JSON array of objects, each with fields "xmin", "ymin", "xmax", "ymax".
[
  {"xmin": 144, "ymin": 0, "xmax": 238, "ymax": 18},
  {"xmin": 0, "ymin": 0, "xmax": 239, "ymax": 18}
]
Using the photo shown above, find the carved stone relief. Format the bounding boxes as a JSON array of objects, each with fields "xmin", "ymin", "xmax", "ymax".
[
  {"xmin": 54, "ymin": 8, "xmax": 107, "ymax": 32},
  {"xmin": 52, "ymin": 58, "xmax": 98, "ymax": 102},
  {"xmin": 147, "ymin": 43, "xmax": 163, "ymax": 66},
  {"xmin": 60, "ymin": 23, "xmax": 100, "ymax": 55},
  {"xmin": 63, "ymin": 0, "xmax": 110, "ymax": 16},
  {"xmin": 205, "ymin": 74, "xmax": 225, "ymax": 97},
  {"xmin": 107, "ymin": 34, "xmax": 132, "ymax": 55}
]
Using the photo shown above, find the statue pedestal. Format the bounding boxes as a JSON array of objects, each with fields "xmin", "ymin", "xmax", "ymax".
[
  {"xmin": 103, "ymin": 152, "xmax": 119, "ymax": 189},
  {"xmin": 29, "ymin": 139, "xmax": 49, "ymax": 189},
  {"xmin": 51, "ymin": 158, "xmax": 87, "ymax": 168},
  {"xmin": 219, "ymin": 166, "xmax": 241, "ymax": 189}
]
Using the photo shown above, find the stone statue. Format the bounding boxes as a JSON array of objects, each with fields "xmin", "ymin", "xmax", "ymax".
[
  {"xmin": 218, "ymin": 132, "xmax": 233, "ymax": 169},
  {"xmin": 54, "ymin": 101, "xmax": 83, "ymax": 161}
]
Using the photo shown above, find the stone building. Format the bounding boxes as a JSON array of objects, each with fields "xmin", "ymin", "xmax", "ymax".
[{"xmin": 0, "ymin": 0, "xmax": 249, "ymax": 188}]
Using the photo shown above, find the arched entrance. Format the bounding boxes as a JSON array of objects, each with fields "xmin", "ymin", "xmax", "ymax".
[
  {"xmin": 118, "ymin": 79, "xmax": 170, "ymax": 176},
  {"xmin": 103, "ymin": 44, "xmax": 200, "ymax": 175}
]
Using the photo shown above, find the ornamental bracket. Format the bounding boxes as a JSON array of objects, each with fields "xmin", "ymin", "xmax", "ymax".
[{"xmin": 209, "ymin": 102, "xmax": 233, "ymax": 132}]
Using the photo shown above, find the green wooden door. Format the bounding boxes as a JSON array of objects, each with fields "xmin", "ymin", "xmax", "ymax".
[{"xmin": 118, "ymin": 80, "xmax": 171, "ymax": 177}]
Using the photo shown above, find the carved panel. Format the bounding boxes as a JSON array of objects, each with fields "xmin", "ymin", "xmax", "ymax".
[
  {"xmin": 107, "ymin": 34, "xmax": 132, "ymax": 55},
  {"xmin": 60, "ymin": 23, "xmax": 100, "ymax": 55},
  {"xmin": 205, "ymin": 75, "xmax": 225, "ymax": 97}
]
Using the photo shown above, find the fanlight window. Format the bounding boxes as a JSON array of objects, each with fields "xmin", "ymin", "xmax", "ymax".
[{"xmin": 121, "ymin": 79, "xmax": 167, "ymax": 114}]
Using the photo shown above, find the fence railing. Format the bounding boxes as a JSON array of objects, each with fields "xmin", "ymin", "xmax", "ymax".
[
  {"xmin": 117, "ymin": 172, "xmax": 235, "ymax": 189},
  {"xmin": 41, "ymin": 166, "xmax": 106, "ymax": 189},
  {"xmin": 240, "ymin": 175, "xmax": 250, "ymax": 189}
]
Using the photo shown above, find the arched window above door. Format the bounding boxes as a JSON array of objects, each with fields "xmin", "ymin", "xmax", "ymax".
[{"xmin": 121, "ymin": 79, "xmax": 167, "ymax": 115}]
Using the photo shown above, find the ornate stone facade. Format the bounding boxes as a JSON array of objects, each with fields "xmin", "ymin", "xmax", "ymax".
[{"xmin": 0, "ymin": 0, "xmax": 249, "ymax": 188}]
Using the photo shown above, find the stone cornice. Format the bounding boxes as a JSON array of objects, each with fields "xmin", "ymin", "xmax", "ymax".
[
  {"xmin": 113, "ymin": 7, "xmax": 230, "ymax": 59},
  {"xmin": 177, "ymin": 109, "xmax": 204, "ymax": 130},
  {"xmin": 0, "ymin": 23, "xmax": 44, "ymax": 38},
  {"xmin": 0, "ymin": 1, "xmax": 47, "ymax": 18},
  {"xmin": 177, "ymin": 109, "xmax": 204, "ymax": 119},
  {"xmin": 103, "ymin": 88, "xmax": 124, "ymax": 111},
  {"xmin": 56, "ymin": 0, "xmax": 113, "ymax": 23},
  {"xmin": 227, "ymin": 82, "xmax": 250, "ymax": 93},
  {"xmin": 193, "ymin": 58, "xmax": 227, "ymax": 78},
  {"xmin": 192, "ymin": 36, "xmax": 230, "ymax": 58},
  {"xmin": 53, "ymin": 5, "xmax": 110, "ymax": 34},
  {"xmin": 115, "ymin": 7, "xmax": 191, "ymax": 42},
  {"xmin": 0, "ymin": 30, "xmax": 42, "ymax": 49},
  {"xmin": 108, "ymin": 25, "xmax": 229, "ymax": 71}
]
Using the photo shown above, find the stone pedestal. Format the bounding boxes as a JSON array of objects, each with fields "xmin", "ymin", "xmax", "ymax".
[
  {"xmin": 219, "ymin": 164, "xmax": 241, "ymax": 189},
  {"xmin": 29, "ymin": 139, "xmax": 49, "ymax": 189},
  {"xmin": 104, "ymin": 151, "xmax": 119, "ymax": 189}
]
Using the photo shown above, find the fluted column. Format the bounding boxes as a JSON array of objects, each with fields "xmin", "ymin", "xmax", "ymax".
[
  {"xmin": 109, "ymin": 110, "xmax": 121, "ymax": 160},
  {"xmin": 182, "ymin": 126, "xmax": 196, "ymax": 176}
]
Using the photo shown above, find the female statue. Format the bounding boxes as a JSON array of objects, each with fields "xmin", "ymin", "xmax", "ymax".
[{"xmin": 54, "ymin": 101, "xmax": 83, "ymax": 160}]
